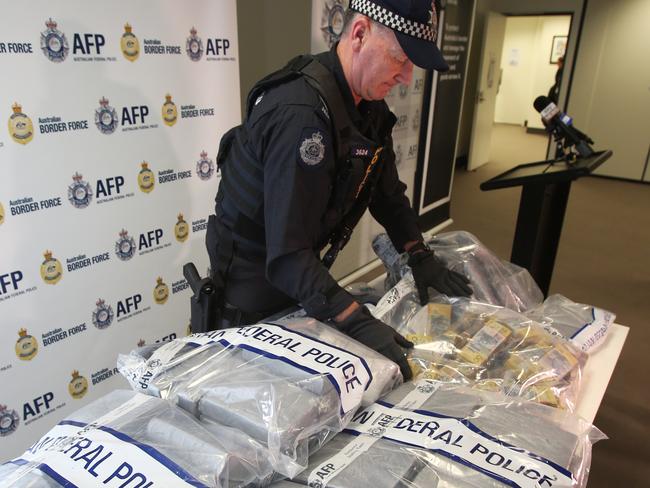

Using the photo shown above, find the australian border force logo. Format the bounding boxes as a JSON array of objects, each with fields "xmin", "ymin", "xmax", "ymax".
[
  {"xmin": 92, "ymin": 298, "xmax": 114, "ymax": 329},
  {"xmin": 68, "ymin": 172, "xmax": 93, "ymax": 209},
  {"xmin": 8, "ymin": 103, "xmax": 34, "ymax": 145},
  {"xmin": 115, "ymin": 229, "xmax": 136, "ymax": 261},
  {"xmin": 121, "ymin": 23, "xmax": 139, "ymax": 62},
  {"xmin": 162, "ymin": 94, "xmax": 177, "ymax": 126},
  {"xmin": 40, "ymin": 250, "xmax": 63, "ymax": 285},
  {"xmin": 15, "ymin": 328, "xmax": 38, "ymax": 361},
  {"xmin": 95, "ymin": 97, "xmax": 119, "ymax": 134},
  {"xmin": 0, "ymin": 405, "xmax": 20, "ymax": 437},
  {"xmin": 196, "ymin": 151, "xmax": 214, "ymax": 180},
  {"xmin": 40, "ymin": 18, "xmax": 69, "ymax": 63},
  {"xmin": 138, "ymin": 161, "xmax": 155, "ymax": 193},
  {"xmin": 186, "ymin": 27, "xmax": 203, "ymax": 61},
  {"xmin": 299, "ymin": 131, "xmax": 326, "ymax": 166},
  {"xmin": 68, "ymin": 370, "xmax": 89, "ymax": 399}
]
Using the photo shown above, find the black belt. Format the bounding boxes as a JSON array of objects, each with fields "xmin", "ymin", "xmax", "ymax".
[{"xmin": 219, "ymin": 302, "xmax": 266, "ymax": 328}]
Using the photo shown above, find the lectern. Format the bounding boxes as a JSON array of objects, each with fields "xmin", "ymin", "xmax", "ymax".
[{"xmin": 480, "ymin": 150, "xmax": 612, "ymax": 296}]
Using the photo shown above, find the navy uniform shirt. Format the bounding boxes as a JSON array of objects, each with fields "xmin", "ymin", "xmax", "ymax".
[{"xmin": 216, "ymin": 46, "xmax": 421, "ymax": 320}]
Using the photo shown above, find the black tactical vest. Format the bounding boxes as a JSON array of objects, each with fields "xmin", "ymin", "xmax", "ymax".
[{"xmin": 215, "ymin": 55, "xmax": 391, "ymax": 251}]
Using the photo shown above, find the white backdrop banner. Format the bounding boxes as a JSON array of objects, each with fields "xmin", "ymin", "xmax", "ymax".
[{"xmin": 0, "ymin": 0, "xmax": 240, "ymax": 461}]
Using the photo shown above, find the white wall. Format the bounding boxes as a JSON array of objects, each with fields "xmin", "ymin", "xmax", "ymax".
[
  {"xmin": 456, "ymin": 0, "xmax": 584, "ymax": 161},
  {"xmin": 568, "ymin": 0, "xmax": 650, "ymax": 180},
  {"xmin": 495, "ymin": 15, "xmax": 571, "ymax": 127}
]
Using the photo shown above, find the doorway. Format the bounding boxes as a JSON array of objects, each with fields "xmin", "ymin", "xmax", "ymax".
[{"xmin": 468, "ymin": 14, "xmax": 572, "ymax": 172}]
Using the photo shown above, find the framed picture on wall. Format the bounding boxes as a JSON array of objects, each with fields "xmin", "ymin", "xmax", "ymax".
[{"xmin": 550, "ymin": 35, "xmax": 567, "ymax": 64}]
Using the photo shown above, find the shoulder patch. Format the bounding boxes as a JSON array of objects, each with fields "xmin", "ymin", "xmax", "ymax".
[{"xmin": 297, "ymin": 128, "xmax": 329, "ymax": 169}]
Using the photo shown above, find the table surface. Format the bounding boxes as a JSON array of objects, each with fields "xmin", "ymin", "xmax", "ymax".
[{"xmin": 575, "ymin": 323, "xmax": 629, "ymax": 423}]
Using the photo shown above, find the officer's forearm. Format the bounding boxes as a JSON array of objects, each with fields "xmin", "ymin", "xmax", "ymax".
[{"xmin": 266, "ymin": 249, "xmax": 356, "ymax": 320}]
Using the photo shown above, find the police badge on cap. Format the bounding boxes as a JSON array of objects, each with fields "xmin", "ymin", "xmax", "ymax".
[{"xmin": 348, "ymin": 0, "xmax": 448, "ymax": 71}]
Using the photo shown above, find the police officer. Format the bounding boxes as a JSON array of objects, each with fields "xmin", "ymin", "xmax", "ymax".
[{"xmin": 207, "ymin": 0, "xmax": 471, "ymax": 380}]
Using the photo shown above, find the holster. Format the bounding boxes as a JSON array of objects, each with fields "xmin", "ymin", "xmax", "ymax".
[{"xmin": 183, "ymin": 262, "xmax": 221, "ymax": 333}]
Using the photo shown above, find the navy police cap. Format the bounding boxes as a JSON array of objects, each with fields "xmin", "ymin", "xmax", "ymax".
[{"xmin": 349, "ymin": 0, "xmax": 449, "ymax": 71}]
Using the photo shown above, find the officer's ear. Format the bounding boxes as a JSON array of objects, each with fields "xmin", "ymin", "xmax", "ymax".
[{"xmin": 349, "ymin": 16, "xmax": 371, "ymax": 53}]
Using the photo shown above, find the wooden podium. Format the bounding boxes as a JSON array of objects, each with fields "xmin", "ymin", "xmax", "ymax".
[{"xmin": 480, "ymin": 150, "xmax": 612, "ymax": 296}]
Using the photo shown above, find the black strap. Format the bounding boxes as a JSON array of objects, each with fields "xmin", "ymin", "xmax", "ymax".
[
  {"xmin": 246, "ymin": 55, "xmax": 357, "ymax": 162},
  {"xmin": 299, "ymin": 58, "xmax": 355, "ymax": 161},
  {"xmin": 220, "ymin": 302, "xmax": 265, "ymax": 327}
]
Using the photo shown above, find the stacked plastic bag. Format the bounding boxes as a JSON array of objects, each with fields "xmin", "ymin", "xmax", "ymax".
[
  {"xmin": 373, "ymin": 231, "xmax": 543, "ymax": 312},
  {"xmin": 525, "ymin": 294, "xmax": 615, "ymax": 353},
  {"xmin": 117, "ymin": 321, "xmax": 400, "ymax": 478},
  {"xmin": 290, "ymin": 380, "xmax": 605, "ymax": 488},
  {"xmin": 374, "ymin": 276, "xmax": 586, "ymax": 411},
  {"xmin": 0, "ymin": 390, "xmax": 272, "ymax": 487},
  {"xmin": 0, "ymin": 230, "xmax": 615, "ymax": 487}
]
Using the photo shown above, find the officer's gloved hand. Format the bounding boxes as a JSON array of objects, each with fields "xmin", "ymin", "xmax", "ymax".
[
  {"xmin": 408, "ymin": 243, "xmax": 472, "ymax": 305},
  {"xmin": 335, "ymin": 305, "xmax": 413, "ymax": 381}
]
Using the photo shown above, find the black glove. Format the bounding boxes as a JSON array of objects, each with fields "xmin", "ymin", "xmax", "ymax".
[
  {"xmin": 335, "ymin": 305, "xmax": 414, "ymax": 381},
  {"xmin": 408, "ymin": 244, "xmax": 472, "ymax": 304}
]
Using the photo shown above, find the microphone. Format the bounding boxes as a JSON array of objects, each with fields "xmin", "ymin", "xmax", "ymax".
[{"xmin": 533, "ymin": 95, "xmax": 593, "ymax": 158}]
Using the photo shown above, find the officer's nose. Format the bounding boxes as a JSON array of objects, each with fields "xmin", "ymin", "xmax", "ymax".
[{"xmin": 396, "ymin": 60, "xmax": 414, "ymax": 86}]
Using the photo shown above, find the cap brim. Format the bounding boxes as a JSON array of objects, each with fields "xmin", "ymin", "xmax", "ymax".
[{"xmin": 395, "ymin": 31, "xmax": 449, "ymax": 71}]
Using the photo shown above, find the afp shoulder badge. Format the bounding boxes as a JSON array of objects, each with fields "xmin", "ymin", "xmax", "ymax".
[{"xmin": 297, "ymin": 128, "xmax": 329, "ymax": 169}]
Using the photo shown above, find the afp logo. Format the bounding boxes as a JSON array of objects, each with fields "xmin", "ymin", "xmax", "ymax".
[
  {"xmin": 40, "ymin": 250, "xmax": 63, "ymax": 285},
  {"xmin": 122, "ymin": 104, "xmax": 149, "ymax": 127},
  {"xmin": 0, "ymin": 404, "xmax": 20, "ymax": 437},
  {"xmin": 92, "ymin": 298, "xmax": 114, "ymax": 329},
  {"xmin": 115, "ymin": 229, "xmax": 136, "ymax": 261},
  {"xmin": 68, "ymin": 370, "xmax": 89, "ymax": 399},
  {"xmin": 0, "ymin": 270, "xmax": 23, "ymax": 296},
  {"xmin": 196, "ymin": 150, "xmax": 215, "ymax": 180},
  {"xmin": 96, "ymin": 97, "xmax": 150, "ymax": 132},
  {"xmin": 138, "ymin": 161, "xmax": 155, "ymax": 193},
  {"xmin": 97, "ymin": 176, "xmax": 125, "ymax": 199},
  {"xmin": 121, "ymin": 23, "xmax": 139, "ymax": 62},
  {"xmin": 206, "ymin": 38, "xmax": 231, "ymax": 57},
  {"xmin": 15, "ymin": 328, "xmax": 38, "ymax": 361},
  {"xmin": 412, "ymin": 108, "xmax": 421, "ymax": 131},
  {"xmin": 40, "ymin": 18, "xmax": 69, "ymax": 63},
  {"xmin": 139, "ymin": 228, "xmax": 164, "ymax": 251},
  {"xmin": 395, "ymin": 113, "xmax": 408, "ymax": 130},
  {"xmin": 67, "ymin": 172, "xmax": 93, "ymax": 209},
  {"xmin": 73, "ymin": 33, "xmax": 105, "ymax": 56},
  {"xmin": 8, "ymin": 102, "xmax": 34, "ymax": 145},
  {"xmin": 23, "ymin": 393, "xmax": 55, "ymax": 423},
  {"xmin": 95, "ymin": 97, "xmax": 119, "ymax": 134},
  {"xmin": 186, "ymin": 27, "xmax": 203, "ymax": 61},
  {"xmin": 117, "ymin": 293, "xmax": 142, "ymax": 317}
]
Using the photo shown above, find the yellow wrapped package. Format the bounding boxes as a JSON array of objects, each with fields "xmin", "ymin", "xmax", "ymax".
[{"xmin": 458, "ymin": 319, "xmax": 512, "ymax": 366}]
